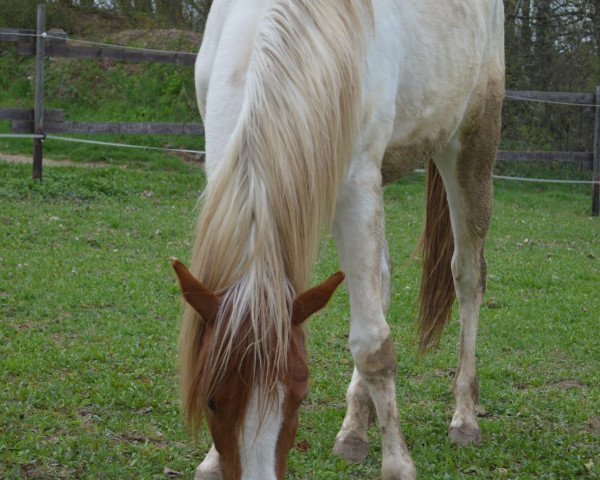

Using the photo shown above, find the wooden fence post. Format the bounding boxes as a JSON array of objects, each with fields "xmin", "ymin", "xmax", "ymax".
[
  {"xmin": 593, "ymin": 85, "xmax": 600, "ymax": 216},
  {"xmin": 32, "ymin": 4, "xmax": 45, "ymax": 180}
]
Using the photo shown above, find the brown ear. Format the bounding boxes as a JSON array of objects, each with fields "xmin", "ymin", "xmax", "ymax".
[
  {"xmin": 292, "ymin": 272, "xmax": 345, "ymax": 324},
  {"xmin": 171, "ymin": 258, "xmax": 219, "ymax": 323}
]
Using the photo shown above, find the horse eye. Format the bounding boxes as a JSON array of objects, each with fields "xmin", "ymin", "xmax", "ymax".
[{"xmin": 207, "ymin": 399, "xmax": 216, "ymax": 411}]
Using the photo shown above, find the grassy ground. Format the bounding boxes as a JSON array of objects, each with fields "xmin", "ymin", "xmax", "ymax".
[{"xmin": 1, "ymin": 158, "xmax": 598, "ymax": 479}]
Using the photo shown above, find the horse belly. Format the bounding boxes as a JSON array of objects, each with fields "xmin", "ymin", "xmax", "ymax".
[{"xmin": 381, "ymin": 137, "xmax": 446, "ymax": 185}]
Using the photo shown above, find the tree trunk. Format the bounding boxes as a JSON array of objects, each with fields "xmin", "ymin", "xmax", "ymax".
[{"xmin": 533, "ymin": 0, "xmax": 554, "ymax": 90}]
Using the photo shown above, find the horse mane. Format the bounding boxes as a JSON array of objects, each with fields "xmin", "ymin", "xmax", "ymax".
[{"xmin": 179, "ymin": 0, "xmax": 372, "ymax": 433}]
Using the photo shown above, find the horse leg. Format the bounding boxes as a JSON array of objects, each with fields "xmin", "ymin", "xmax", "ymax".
[
  {"xmin": 332, "ymin": 238, "xmax": 389, "ymax": 462},
  {"xmin": 332, "ymin": 165, "xmax": 415, "ymax": 480},
  {"xmin": 433, "ymin": 86, "xmax": 501, "ymax": 445},
  {"xmin": 332, "ymin": 367, "xmax": 374, "ymax": 462},
  {"xmin": 194, "ymin": 444, "xmax": 221, "ymax": 480}
]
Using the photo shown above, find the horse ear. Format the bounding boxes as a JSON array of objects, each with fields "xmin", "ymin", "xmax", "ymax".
[
  {"xmin": 292, "ymin": 272, "xmax": 345, "ymax": 325},
  {"xmin": 171, "ymin": 258, "xmax": 219, "ymax": 323}
]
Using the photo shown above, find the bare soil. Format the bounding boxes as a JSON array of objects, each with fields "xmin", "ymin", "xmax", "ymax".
[{"xmin": 0, "ymin": 153, "xmax": 108, "ymax": 168}]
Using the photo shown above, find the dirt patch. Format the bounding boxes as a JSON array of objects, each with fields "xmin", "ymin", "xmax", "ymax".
[
  {"xmin": 544, "ymin": 379, "xmax": 587, "ymax": 390},
  {"xmin": 108, "ymin": 29, "xmax": 201, "ymax": 51},
  {"xmin": 583, "ymin": 416, "xmax": 600, "ymax": 435},
  {"xmin": 0, "ymin": 153, "xmax": 109, "ymax": 169},
  {"xmin": 110, "ymin": 430, "xmax": 168, "ymax": 447}
]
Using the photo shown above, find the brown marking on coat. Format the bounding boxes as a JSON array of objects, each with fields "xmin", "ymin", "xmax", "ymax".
[
  {"xmin": 479, "ymin": 247, "xmax": 487, "ymax": 294},
  {"xmin": 349, "ymin": 381, "xmax": 376, "ymax": 426},
  {"xmin": 331, "ymin": 340, "xmax": 397, "ymax": 463},
  {"xmin": 275, "ymin": 323, "xmax": 309, "ymax": 479},
  {"xmin": 456, "ymin": 74, "xmax": 504, "ymax": 298},
  {"xmin": 457, "ymin": 75, "xmax": 505, "ymax": 240},
  {"xmin": 173, "ymin": 259, "xmax": 344, "ymax": 480},
  {"xmin": 200, "ymin": 320, "xmax": 309, "ymax": 480},
  {"xmin": 362, "ymin": 335, "xmax": 397, "ymax": 379},
  {"xmin": 454, "ymin": 330, "xmax": 480, "ymax": 405}
]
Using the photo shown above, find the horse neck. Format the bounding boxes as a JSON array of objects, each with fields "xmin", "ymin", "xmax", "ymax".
[{"xmin": 195, "ymin": 0, "xmax": 369, "ymax": 293}]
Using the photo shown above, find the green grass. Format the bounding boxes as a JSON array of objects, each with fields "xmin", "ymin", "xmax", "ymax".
[{"xmin": 1, "ymin": 160, "xmax": 598, "ymax": 479}]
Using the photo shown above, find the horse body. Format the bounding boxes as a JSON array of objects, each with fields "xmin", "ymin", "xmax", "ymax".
[
  {"xmin": 363, "ymin": 1, "xmax": 504, "ymax": 181},
  {"xmin": 175, "ymin": 1, "xmax": 505, "ymax": 479}
]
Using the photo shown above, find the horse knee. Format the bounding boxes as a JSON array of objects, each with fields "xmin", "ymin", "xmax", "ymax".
[
  {"xmin": 451, "ymin": 246, "xmax": 486, "ymax": 299},
  {"xmin": 350, "ymin": 334, "xmax": 397, "ymax": 380}
]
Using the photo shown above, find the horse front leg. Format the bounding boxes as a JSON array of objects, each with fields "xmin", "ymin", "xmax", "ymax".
[
  {"xmin": 332, "ymin": 238, "xmax": 391, "ymax": 463},
  {"xmin": 332, "ymin": 164, "xmax": 415, "ymax": 480}
]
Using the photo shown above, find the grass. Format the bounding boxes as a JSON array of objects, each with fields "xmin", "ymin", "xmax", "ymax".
[
  {"xmin": 1, "ymin": 13, "xmax": 597, "ymax": 480},
  {"xmin": 0, "ymin": 159, "xmax": 598, "ymax": 479}
]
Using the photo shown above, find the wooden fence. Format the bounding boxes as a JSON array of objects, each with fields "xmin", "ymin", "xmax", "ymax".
[{"xmin": 0, "ymin": 5, "xmax": 599, "ymax": 215}]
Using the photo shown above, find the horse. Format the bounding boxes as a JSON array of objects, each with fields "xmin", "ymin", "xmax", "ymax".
[{"xmin": 171, "ymin": 1, "xmax": 505, "ymax": 479}]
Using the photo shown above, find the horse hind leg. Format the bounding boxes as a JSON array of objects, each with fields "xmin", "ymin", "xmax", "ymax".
[{"xmin": 433, "ymin": 84, "xmax": 502, "ymax": 446}]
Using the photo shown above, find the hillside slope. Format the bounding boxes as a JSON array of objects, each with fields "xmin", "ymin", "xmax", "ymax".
[{"xmin": 0, "ymin": 27, "xmax": 203, "ymax": 169}]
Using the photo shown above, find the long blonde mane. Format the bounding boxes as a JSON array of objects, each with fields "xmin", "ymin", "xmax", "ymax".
[{"xmin": 180, "ymin": 0, "xmax": 371, "ymax": 431}]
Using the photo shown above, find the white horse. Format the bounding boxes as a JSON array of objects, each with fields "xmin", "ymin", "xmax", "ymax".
[{"xmin": 172, "ymin": 1, "xmax": 505, "ymax": 479}]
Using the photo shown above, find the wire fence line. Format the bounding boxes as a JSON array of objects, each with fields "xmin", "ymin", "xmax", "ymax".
[
  {"xmin": 1, "ymin": 132, "xmax": 597, "ymax": 185},
  {"xmin": 5, "ymin": 30, "xmax": 198, "ymax": 57},
  {"xmin": 412, "ymin": 169, "xmax": 599, "ymax": 186},
  {"xmin": 491, "ymin": 175, "xmax": 598, "ymax": 185},
  {"xmin": 44, "ymin": 135, "xmax": 203, "ymax": 154},
  {"xmin": 42, "ymin": 32, "xmax": 199, "ymax": 56},
  {"xmin": 504, "ymin": 94, "xmax": 600, "ymax": 108},
  {"xmin": 0, "ymin": 132, "xmax": 203, "ymax": 154},
  {"xmin": 0, "ymin": 133, "xmax": 45, "ymax": 139}
]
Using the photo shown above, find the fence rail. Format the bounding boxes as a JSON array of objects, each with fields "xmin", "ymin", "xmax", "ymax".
[
  {"xmin": 0, "ymin": 5, "xmax": 599, "ymax": 214},
  {"xmin": 497, "ymin": 150, "xmax": 593, "ymax": 170},
  {"xmin": 16, "ymin": 38, "xmax": 197, "ymax": 65}
]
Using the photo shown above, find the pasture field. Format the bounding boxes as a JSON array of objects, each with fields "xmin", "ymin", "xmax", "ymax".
[{"xmin": 0, "ymin": 159, "xmax": 599, "ymax": 479}]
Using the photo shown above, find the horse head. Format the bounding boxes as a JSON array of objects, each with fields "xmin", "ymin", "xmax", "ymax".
[{"xmin": 172, "ymin": 258, "xmax": 344, "ymax": 479}]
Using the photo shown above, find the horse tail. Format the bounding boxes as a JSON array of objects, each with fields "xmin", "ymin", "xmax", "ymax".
[{"xmin": 417, "ymin": 160, "xmax": 455, "ymax": 353}]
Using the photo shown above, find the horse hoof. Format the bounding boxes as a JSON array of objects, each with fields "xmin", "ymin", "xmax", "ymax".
[
  {"xmin": 195, "ymin": 465, "xmax": 222, "ymax": 480},
  {"xmin": 449, "ymin": 422, "xmax": 483, "ymax": 446},
  {"xmin": 382, "ymin": 455, "xmax": 417, "ymax": 480},
  {"xmin": 333, "ymin": 432, "xmax": 370, "ymax": 463},
  {"xmin": 194, "ymin": 470, "xmax": 222, "ymax": 480}
]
